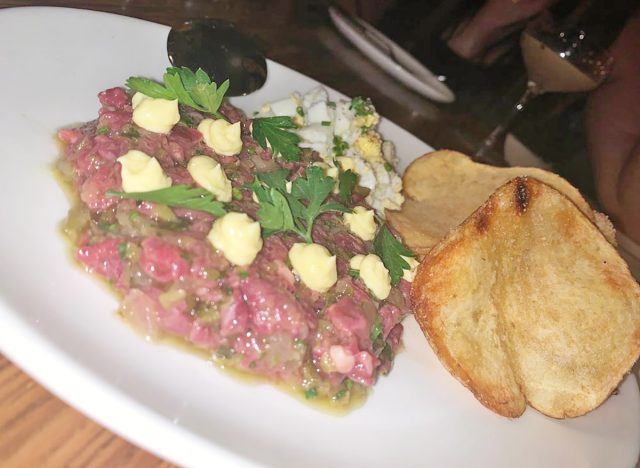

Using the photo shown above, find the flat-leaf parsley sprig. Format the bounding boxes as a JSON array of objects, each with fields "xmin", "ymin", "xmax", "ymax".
[
  {"xmin": 251, "ymin": 116, "xmax": 302, "ymax": 162},
  {"xmin": 107, "ymin": 185, "xmax": 226, "ymax": 217},
  {"xmin": 126, "ymin": 67, "xmax": 229, "ymax": 120},
  {"xmin": 249, "ymin": 166, "xmax": 350, "ymax": 243},
  {"xmin": 373, "ymin": 224, "xmax": 415, "ymax": 286}
]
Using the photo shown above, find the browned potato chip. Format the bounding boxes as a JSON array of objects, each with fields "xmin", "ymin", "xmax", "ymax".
[
  {"xmin": 387, "ymin": 150, "xmax": 615, "ymax": 257},
  {"xmin": 411, "ymin": 177, "xmax": 640, "ymax": 418}
]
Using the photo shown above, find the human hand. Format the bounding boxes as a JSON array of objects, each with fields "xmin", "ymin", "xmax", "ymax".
[{"xmin": 448, "ymin": 0, "xmax": 557, "ymax": 61}]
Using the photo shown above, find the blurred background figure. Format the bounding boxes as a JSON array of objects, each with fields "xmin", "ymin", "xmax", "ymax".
[
  {"xmin": 446, "ymin": 0, "xmax": 558, "ymax": 65},
  {"xmin": 586, "ymin": 12, "xmax": 640, "ymax": 244}
]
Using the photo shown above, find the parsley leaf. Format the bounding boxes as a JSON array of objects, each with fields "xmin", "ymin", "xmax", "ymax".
[
  {"xmin": 251, "ymin": 166, "xmax": 349, "ymax": 243},
  {"xmin": 338, "ymin": 169, "xmax": 357, "ymax": 205},
  {"xmin": 126, "ymin": 67, "xmax": 229, "ymax": 120},
  {"xmin": 107, "ymin": 185, "xmax": 226, "ymax": 217},
  {"xmin": 251, "ymin": 116, "xmax": 301, "ymax": 162},
  {"xmin": 373, "ymin": 224, "xmax": 414, "ymax": 286}
]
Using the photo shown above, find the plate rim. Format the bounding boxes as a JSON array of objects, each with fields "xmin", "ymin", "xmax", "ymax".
[{"xmin": 328, "ymin": 5, "xmax": 455, "ymax": 103}]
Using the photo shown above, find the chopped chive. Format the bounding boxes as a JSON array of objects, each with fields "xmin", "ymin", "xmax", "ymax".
[
  {"xmin": 370, "ymin": 322, "xmax": 383, "ymax": 342},
  {"xmin": 118, "ymin": 242, "xmax": 127, "ymax": 259},
  {"xmin": 121, "ymin": 127, "xmax": 140, "ymax": 138},
  {"xmin": 304, "ymin": 387, "xmax": 318, "ymax": 400},
  {"xmin": 321, "ymin": 121, "xmax": 331, "ymax": 126},
  {"xmin": 333, "ymin": 388, "xmax": 347, "ymax": 400},
  {"xmin": 296, "ymin": 106, "xmax": 304, "ymax": 117},
  {"xmin": 97, "ymin": 126, "xmax": 110, "ymax": 135}
]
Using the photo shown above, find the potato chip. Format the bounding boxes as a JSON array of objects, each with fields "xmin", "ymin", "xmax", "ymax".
[
  {"xmin": 387, "ymin": 150, "xmax": 615, "ymax": 257},
  {"xmin": 411, "ymin": 177, "xmax": 640, "ymax": 418}
]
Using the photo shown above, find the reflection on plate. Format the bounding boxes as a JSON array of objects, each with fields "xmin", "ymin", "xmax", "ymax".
[
  {"xmin": 329, "ymin": 5, "xmax": 455, "ymax": 103},
  {"xmin": 0, "ymin": 7, "xmax": 638, "ymax": 468}
]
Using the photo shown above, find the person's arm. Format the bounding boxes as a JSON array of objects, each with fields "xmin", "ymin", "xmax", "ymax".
[
  {"xmin": 585, "ymin": 13, "xmax": 640, "ymax": 243},
  {"xmin": 447, "ymin": 0, "xmax": 556, "ymax": 62}
]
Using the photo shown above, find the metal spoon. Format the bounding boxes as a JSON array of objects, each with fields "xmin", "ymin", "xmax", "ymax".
[{"xmin": 167, "ymin": 20, "xmax": 267, "ymax": 97}]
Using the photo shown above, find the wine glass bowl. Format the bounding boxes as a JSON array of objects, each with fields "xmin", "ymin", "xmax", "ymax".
[
  {"xmin": 474, "ymin": 19, "xmax": 614, "ymax": 164},
  {"xmin": 521, "ymin": 22, "xmax": 613, "ymax": 93}
]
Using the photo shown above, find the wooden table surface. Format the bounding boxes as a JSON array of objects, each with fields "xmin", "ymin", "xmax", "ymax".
[{"xmin": 0, "ymin": 0, "xmax": 637, "ymax": 466}]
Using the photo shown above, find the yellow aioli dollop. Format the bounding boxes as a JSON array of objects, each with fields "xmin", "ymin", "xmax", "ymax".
[
  {"xmin": 402, "ymin": 255, "xmax": 420, "ymax": 282},
  {"xmin": 207, "ymin": 212, "xmax": 263, "ymax": 266},
  {"xmin": 350, "ymin": 254, "xmax": 391, "ymax": 300},
  {"xmin": 288, "ymin": 243, "xmax": 337, "ymax": 293},
  {"xmin": 131, "ymin": 92, "xmax": 180, "ymax": 134},
  {"xmin": 187, "ymin": 155, "xmax": 232, "ymax": 202},
  {"xmin": 343, "ymin": 206, "xmax": 377, "ymax": 241},
  {"xmin": 198, "ymin": 118, "xmax": 243, "ymax": 156},
  {"xmin": 117, "ymin": 149, "xmax": 172, "ymax": 193}
]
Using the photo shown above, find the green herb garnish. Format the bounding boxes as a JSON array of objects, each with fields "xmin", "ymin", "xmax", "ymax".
[
  {"xmin": 232, "ymin": 187, "xmax": 243, "ymax": 201},
  {"xmin": 250, "ymin": 166, "xmax": 349, "ymax": 243},
  {"xmin": 332, "ymin": 135, "xmax": 349, "ymax": 157},
  {"xmin": 121, "ymin": 126, "xmax": 139, "ymax": 138},
  {"xmin": 118, "ymin": 242, "xmax": 128, "ymax": 259},
  {"xmin": 296, "ymin": 106, "xmax": 305, "ymax": 117},
  {"xmin": 97, "ymin": 126, "xmax": 110, "ymax": 135},
  {"xmin": 370, "ymin": 322, "xmax": 383, "ymax": 342},
  {"xmin": 350, "ymin": 96, "xmax": 373, "ymax": 116},
  {"xmin": 321, "ymin": 120, "xmax": 331, "ymax": 126},
  {"xmin": 338, "ymin": 169, "xmax": 357, "ymax": 205},
  {"xmin": 251, "ymin": 116, "xmax": 301, "ymax": 162},
  {"xmin": 373, "ymin": 224, "xmax": 414, "ymax": 286},
  {"xmin": 305, "ymin": 387, "xmax": 318, "ymax": 400},
  {"xmin": 126, "ymin": 67, "xmax": 229, "ymax": 120},
  {"xmin": 333, "ymin": 388, "xmax": 347, "ymax": 401},
  {"xmin": 107, "ymin": 185, "xmax": 226, "ymax": 217}
]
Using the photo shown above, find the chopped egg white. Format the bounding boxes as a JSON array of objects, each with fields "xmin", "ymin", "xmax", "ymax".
[
  {"xmin": 269, "ymin": 95, "xmax": 301, "ymax": 117},
  {"xmin": 187, "ymin": 155, "xmax": 232, "ymax": 202},
  {"xmin": 198, "ymin": 119, "xmax": 243, "ymax": 156},
  {"xmin": 288, "ymin": 242, "xmax": 337, "ymax": 293},
  {"xmin": 257, "ymin": 86, "xmax": 404, "ymax": 214},
  {"xmin": 131, "ymin": 92, "xmax": 179, "ymax": 134},
  {"xmin": 306, "ymin": 101, "xmax": 331, "ymax": 125},
  {"xmin": 350, "ymin": 254, "xmax": 391, "ymax": 300},
  {"xmin": 402, "ymin": 255, "xmax": 420, "ymax": 282},
  {"xmin": 117, "ymin": 150, "xmax": 172, "ymax": 193},
  {"xmin": 207, "ymin": 212, "xmax": 263, "ymax": 266}
]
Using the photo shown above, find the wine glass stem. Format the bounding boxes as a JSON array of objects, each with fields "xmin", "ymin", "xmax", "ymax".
[{"xmin": 474, "ymin": 81, "xmax": 542, "ymax": 164}]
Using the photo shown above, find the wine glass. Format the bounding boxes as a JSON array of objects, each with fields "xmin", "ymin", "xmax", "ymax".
[{"xmin": 474, "ymin": 18, "xmax": 614, "ymax": 164}]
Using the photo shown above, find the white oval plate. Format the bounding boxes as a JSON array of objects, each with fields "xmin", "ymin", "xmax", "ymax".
[
  {"xmin": 329, "ymin": 5, "xmax": 455, "ymax": 103},
  {"xmin": 0, "ymin": 7, "xmax": 637, "ymax": 468}
]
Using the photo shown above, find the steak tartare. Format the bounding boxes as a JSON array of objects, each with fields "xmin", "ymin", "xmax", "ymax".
[{"xmin": 56, "ymin": 70, "xmax": 413, "ymax": 407}]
